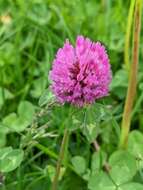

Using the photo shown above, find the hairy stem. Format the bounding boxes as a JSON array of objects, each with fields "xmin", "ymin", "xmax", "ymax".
[
  {"xmin": 124, "ymin": 0, "xmax": 136, "ymax": 70},
  {"xmin": 51, "ymin": 128, "xmax": 69, "ymax": 190},
  {"xmin": 119, "ymin": 0, "xmax": 142, "ymax": 149}
]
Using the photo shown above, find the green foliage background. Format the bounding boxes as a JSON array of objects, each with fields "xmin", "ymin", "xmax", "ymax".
[{"xmin": 0, "ymin": 0, "xmax": 143, "ymax": 189}]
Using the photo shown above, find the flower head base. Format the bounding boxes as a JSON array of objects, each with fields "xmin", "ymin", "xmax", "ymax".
[{"xmin": 50, "ymin": 36, "xmax": 112, "ymax": 107}]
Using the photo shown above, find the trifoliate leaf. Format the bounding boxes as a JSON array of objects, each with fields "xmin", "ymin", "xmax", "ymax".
[
  {"xmin": 0, "ymin": 148, "xmax": 24, "ymax": 172},
  {"xmin": 109, "ymin": 150, "xmax": 137, "ymax": 185}
]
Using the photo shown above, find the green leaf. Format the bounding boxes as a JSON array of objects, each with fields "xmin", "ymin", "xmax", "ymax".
[
  {"xmin": 0, "ymin": 133, "xmax": 6, "ymax": 147},
  {"xmin": 27, "ymin": 6, "xmax": 51, "ymax": 26},
  {"xmin": 109, "ymin": 150, "xmax": 137, "ymax": 185},
  {"xmin": 30, "ymin": 77, "xmax": 47, "ymax": 98},
  {"xmin": 119, "ymin": 183, "xmax": 143, "ymax": 190},
  {"xmin": 39, "ymin": 89, "xmax": 55, "ymax": 107},
  {"xmin": 82, "ymin": 123, "xmax": 98, "ymax": 143},
  {"xmin": 71, "ymin": 156, "xmax": 86, "ymax": 175},
  {"xmin": 82, "ymin": 169, "xmax": 90, "ymax": 181},
  {"xmin": 88, "ymin": 171, "xmax": 116, "ymax": 190},
  {"xmin": 90, "ymin": 103, "xmax": 111, "ymax": 122},
  {"xmin": 9, "ymin": 117, "xmax": 31, "ymax": 132},
  {"xmin": 2, "ymin": 101, "xmax": 35, "ymax": 132},
  {"xmin": 3, "ymin": 113, "xmax": 18, "ymax": 132},
  {"xmin": 0, "ymin": 147, "xmax": 24, "ymax": 172},
  {"xmin": 128, "ymin": 130, "xmax": 143, "ymax": 158},
  {"xmin": 0, "ymin": 122, "xmax": 10, "ymax": 134},
  {"xmin": 82, "ymin": 103, "xmax": 111, "ymax": 142},
  {"xmin": 18, "ymin": 101, "xmax": 35, "ymax": 123},
  {"xmin": 0, "ymin": 87, "xmax": 13, "ymax": 108},
  {"xmin": 3, "ymin": 113, "xmax": 17, "ymax": 125},
  {"xmin": 0, "ymin": 147, "xmax": 13, "ymax": 159},
  {"xmin": 110, "ymin": 70, "xmax": 128, "ymax": 89},
  {"xmin": 3, "ymin": 113, "xmax": 28, "ymax": 132},
  {"xmin": 110, "ymin": 69, "xmax": 128, "ymax": 99},
  {"xmin": 91, "ymin": 151, "xmax": 107, "ymax": 173}
]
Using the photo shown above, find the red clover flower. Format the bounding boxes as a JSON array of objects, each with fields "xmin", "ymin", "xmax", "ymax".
[{"xmin": 50, "ymin": 35, "xmax": 112, "ymax": 107}]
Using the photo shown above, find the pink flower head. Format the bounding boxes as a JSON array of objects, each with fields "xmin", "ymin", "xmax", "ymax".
[{"xmin": 49, "ymin": 35, "xmax": 112, "ymax": 107}]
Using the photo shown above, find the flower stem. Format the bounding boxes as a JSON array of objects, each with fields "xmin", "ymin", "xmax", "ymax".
[
  {"xmin": 119, "ymin": 0, "xmax": 142, "ymax": 149},
  {"xmin": 124, "ymin": 0, "xmax": 136, "ymax": 71},
  {"xmin": 51, "ymin": 128, "xmax": 69, "ymax": 190}
]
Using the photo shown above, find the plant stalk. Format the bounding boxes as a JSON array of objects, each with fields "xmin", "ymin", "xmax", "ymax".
[
  {"xmin": 124, "ymin": 0, "xmax": 136, "ymax": 71},
  {"xmin": 51, "ymin": 128, "xmax": 69, "ymax": 190},
  {"xmin": 119, "ymin": 0, "xmax": 142, "ymax": 149}
]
